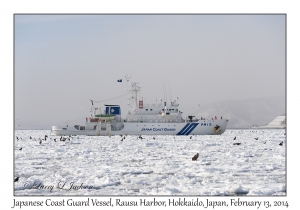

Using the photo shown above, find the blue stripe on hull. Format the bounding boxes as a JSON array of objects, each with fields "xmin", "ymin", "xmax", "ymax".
[
  {"xmin": 176, "ymin": 123, "xmax": 199, "ymax": 135},
  {"xmin": 176, "ymin": 123, "xmax": 191, "ymax": 135},
  {"xmin": 185, "ymin": 123, "xmax": 199, "ymax": 135}
]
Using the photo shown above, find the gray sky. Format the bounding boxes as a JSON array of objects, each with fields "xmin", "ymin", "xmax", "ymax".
[{"xmin": 14, "ymin": 14, "xmax": 285, "ymax": 129}]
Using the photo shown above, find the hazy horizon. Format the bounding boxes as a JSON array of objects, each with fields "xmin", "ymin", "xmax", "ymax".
[{"xmin": 14, "ymin": 14, "xmax": 286, "ymax": 129}]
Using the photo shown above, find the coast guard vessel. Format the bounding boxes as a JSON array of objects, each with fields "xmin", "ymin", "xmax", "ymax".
[{"xmin": 52, "ymin": 77, "xmax": 229, "ymax": 136}]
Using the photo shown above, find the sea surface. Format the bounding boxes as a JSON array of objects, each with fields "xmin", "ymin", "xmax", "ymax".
[{"xmin": 14, "ymin": 129, "xmax": 286, "ymax": 196}]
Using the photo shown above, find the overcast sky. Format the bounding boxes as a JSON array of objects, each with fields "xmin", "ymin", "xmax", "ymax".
[{"xmin": 14, "ymin": 14, "xmax": 285, "ymax": 128}]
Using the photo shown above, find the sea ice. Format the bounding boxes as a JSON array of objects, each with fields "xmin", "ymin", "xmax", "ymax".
[{"xmin": 13, "ymin": 129, "xmax": 286, "ymax": 196}]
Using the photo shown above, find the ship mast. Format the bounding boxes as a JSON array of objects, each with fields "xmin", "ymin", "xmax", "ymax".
[
  {"xmin": 90, "ymin": 99, "xmax": 95, "ymax": 117},
  {"xmin": 125, "ymin": 75, "xmax": 141, "ymax": 112}
]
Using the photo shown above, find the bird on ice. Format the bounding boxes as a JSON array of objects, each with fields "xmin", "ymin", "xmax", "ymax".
[
  {"xmin": 192, "ymin": 153, "xmax": 199, "ymax": 161},
  {"xmin": 60, "ymin": 136, "xmax": 67, "ymax": 141},
  {"xmin": 14, "ymin": 177, "xmax": 19, "ymax": 182}
]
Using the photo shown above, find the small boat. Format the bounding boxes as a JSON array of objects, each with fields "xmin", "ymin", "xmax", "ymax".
[{"xmin": 52, "ymin": 77, "xmax": 229, "ymax": 136}]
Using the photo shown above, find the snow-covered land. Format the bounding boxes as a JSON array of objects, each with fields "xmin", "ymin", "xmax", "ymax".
[{"xmin": 14, "ymin": 129, "xmax": 286, "ymax": 196}]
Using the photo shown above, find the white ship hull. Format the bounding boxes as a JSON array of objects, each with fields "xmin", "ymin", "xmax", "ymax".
[
  {"xmin": 52, "ymin": 76, "xmax": 230, "ymax": 136},
  {"xmin": 52, "ymin": 119, "xmax": 229, "ymax": 136}
]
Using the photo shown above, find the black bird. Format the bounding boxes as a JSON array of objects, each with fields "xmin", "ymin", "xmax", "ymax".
[
  {"xmin": 30, "ymin": 136, "xmax": 32, "ymax": 139},
  {"xmin": 45, "ymin": 135, "xmax": 48, "ymax": 140},
  {"xmin": 264, "ymin": 142, "xmax": 266, "ymax": 144},
  {"xmin": 279, "ymin": 141, "xmax": 283, "ymax": 146},
  {"xmin": 14, "ymin": 177, "xmax": 19, "ymax": 182},
  {"xmin": 39, "ymin": 139, "xmax": 42, "ymax": 144},
  {"xmin": 233, "ymin": 136, "xmax": 236, "ymax": 140},
  {"xmin": 121, "ymin": 136, "xmax": 125, "ymax": 141},
  {"xmin": 16, "ymin": 136, "xmax": 19, "ymax": 141},
  {"xmin": 254, "ymin": 137, "xmax": 258, "ymax": 140},
  {"xmin": 190, "ymin": 136, "xmax": 192, "ymax": 139},
  {"xmin": 53, "ymin": 138, "xmax": 57, "ymax": 142},
  {"xmin": 153, "ymin": 137, "xmax": 155, "ymax": 140},
  {"xmin": 19, "ymin": 147, "xmax": 22, "ymax": 150},
  {"xmin": 233, "ymin": 143, "xmax": 241, "ymax": 146},
  {"xmin": 192, "ymin": 153, "xmax": 199, "ymax": 161}
]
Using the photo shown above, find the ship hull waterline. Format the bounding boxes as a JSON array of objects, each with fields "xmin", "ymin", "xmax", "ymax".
[{"xmin": 52, "ymin": 119, "xmax": 229, "ymax": 136}]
